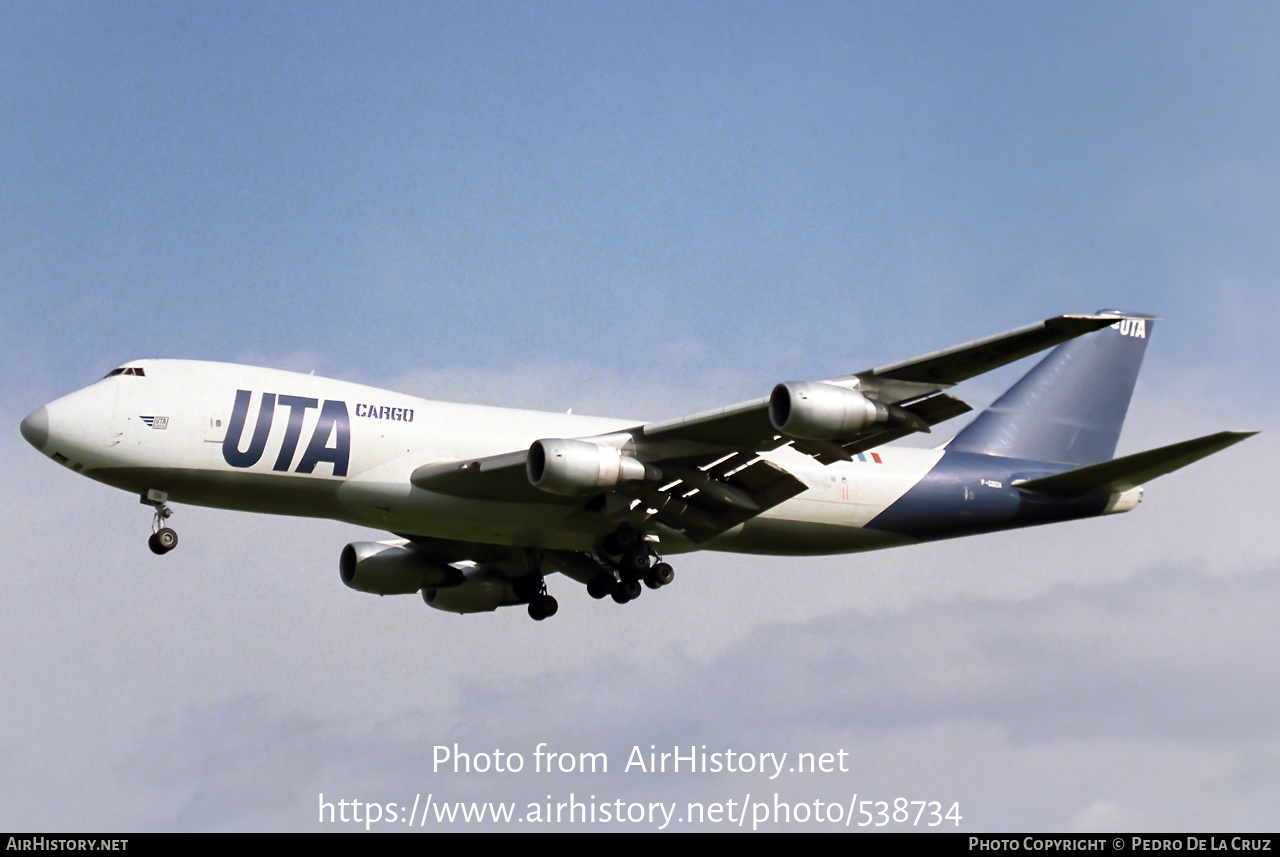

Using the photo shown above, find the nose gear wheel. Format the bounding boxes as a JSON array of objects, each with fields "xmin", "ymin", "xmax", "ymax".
[{"xmin": 141, "ymin": 491, "xmax": 178, "ymax": 555}]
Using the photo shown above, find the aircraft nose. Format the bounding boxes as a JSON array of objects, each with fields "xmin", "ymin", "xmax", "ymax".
[{"xmin": 20, "ymin": 406, "xmax": 49, "ymax": 451}]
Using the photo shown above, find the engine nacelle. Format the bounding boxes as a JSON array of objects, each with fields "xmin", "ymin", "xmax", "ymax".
[
  {"xmin": 526, "ymin": 438, "xmax": 651, "ymax": 495},
  {"xmin": 423, "ymin": 566, "xmax": 520, "ymax": 614},
  {"xmin": 768, "ymin": 381, "xmax": 889, "ymax": 440},
  {"xmin": 339, "ymin": 541, "xmax": 464, "ymax": 596}
]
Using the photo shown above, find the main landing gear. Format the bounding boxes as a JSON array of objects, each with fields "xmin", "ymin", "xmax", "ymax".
[
  {"xmin": 514, "ymin": 575, "xmax": 558, "ymax": 621},
  {"xmin": 141, "ymin": 489, "xmax": 178, "ymax": 555},
  {"xmin": 589, "ymin": 524, "xmax": 675, "ymax": 605}
]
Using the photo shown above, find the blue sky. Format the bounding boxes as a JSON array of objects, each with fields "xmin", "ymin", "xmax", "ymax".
[
  {"xmin": 2, "ymin": 1, "xmax": 1276, "ymax": 831},
  {"xmin": 7, "ymin": 2, "xmax": 1277, "ymax": 395}
]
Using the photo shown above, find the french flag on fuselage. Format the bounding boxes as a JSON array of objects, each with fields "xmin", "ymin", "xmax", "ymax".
[{"xmin": 855, "ymin": 452, "xmax": 883, "ymax": 464}]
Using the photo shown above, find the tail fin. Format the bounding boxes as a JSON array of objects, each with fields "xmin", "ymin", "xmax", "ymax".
[{"xmin": 948, "ymin": 310, "xmax": 1155, "ymax": 466}]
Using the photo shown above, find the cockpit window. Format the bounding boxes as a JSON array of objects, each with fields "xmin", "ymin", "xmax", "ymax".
[{"xmin": 104, "ymin": 366, "xmax": 146, "ymax": 378}]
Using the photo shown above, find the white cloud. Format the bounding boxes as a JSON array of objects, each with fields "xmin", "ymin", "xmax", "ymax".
[{"xmin": 2, "ymin": 302, "xmax": 1272, "ymax": 832}]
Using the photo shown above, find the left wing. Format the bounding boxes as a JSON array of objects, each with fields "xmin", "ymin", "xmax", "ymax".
[
  {"xmin": 637, "ymin": 312, "xmax": 1119, "ymax": 455},
  {"xmin": 412, "ymin": 314, "xmax": 1120, "ymax": 543}
]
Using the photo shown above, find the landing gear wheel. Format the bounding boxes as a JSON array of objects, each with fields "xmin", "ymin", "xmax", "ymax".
[
  {"xmin": 644, "ymin": 562, "xmax": 674, "ymax": 588},
  {"xmin": 149, "ymin": 527, "xmax": 178, "ymax": 555},
  {"xmin": 528, "ymin": 594, "xmax": 558, "ymax": 621},
  {"xmin": 612, "ymin": 578, "xmax": 642, "ymax": 603},
  {"xmin": 620, "ymin": 549, "xmax": 650, "ymax": 576},
  {"xmin": 522, "ymin": 575, "xmax": 558, "ymax": 621},
  {"xmin": 143, "ymin": 492, "xmax": 178, "ymax": 556},
  {"xmin": 587, "ymin": 576, "xmax": 615, "ymax": 599}
]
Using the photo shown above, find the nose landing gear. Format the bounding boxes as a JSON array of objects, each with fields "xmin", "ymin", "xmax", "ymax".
[{"xmin": 141, "ymin": 489, "xmax": 178, "ymax": 555}]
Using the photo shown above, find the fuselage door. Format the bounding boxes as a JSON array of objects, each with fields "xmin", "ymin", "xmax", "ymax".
[{"xmin": 204, "ymin": 413, "xmax": 228, "ymax": 444}]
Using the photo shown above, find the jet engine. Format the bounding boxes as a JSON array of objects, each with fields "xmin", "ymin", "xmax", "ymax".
[
  {"xmin": 526, "ymin": 438, "xmax": 654, "ymax": 495},
  {"xmin": 768, "ymin": 381, "xmax": 890, "ymax": 440},
  {"xmin": 422, "ymin": 566, "xmax": 520, "ymax": 614},
  {"xmin": 339, "ymin": 541, "xmax": 463, "ymax": 596}
]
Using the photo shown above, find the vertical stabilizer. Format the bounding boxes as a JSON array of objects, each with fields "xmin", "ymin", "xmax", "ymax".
[{"xmin": 948, "ymin": 310, "xmax": 1155, "ymax": 466}]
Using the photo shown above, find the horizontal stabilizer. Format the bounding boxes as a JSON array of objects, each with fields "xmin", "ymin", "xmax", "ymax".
[{"xmin": 1013, "ymin": 431, "xmax": 1256, "ymax": 496}]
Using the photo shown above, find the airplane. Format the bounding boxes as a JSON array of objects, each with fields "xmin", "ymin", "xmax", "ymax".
[{"xmin": 19, "ymin": 310, "xmax": 1253, "ymax": 621}]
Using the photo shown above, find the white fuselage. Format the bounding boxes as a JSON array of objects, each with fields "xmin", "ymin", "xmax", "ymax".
[{"xmin": 32, "ymin": 360, "xmax": 936, "ymax": 556}]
